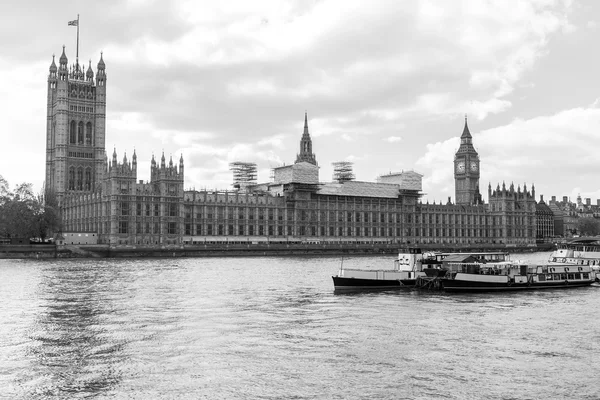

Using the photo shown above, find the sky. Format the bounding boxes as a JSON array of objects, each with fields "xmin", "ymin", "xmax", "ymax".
[{"xmin": 1, "ymin": 0, "xmax": 599, "ymax": 204}]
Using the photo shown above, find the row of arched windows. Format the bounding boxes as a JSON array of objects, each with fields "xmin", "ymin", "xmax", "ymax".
[
  {"xmin": 68, "ymin": 166, "xmax": 93, "ymax": 191},
  {"xmin": 69, "ymin": 120, "xmax": 93, "ymax": 145}
]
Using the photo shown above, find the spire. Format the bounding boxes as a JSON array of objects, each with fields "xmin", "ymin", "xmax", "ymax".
[
  {"xmin": 295, "ymin": 111, "xmax": 317, "ymax": 165},
  {"xmin": 86, "ymin": 59, "xmax": 94, "ymax": 80},
  {"xmin": 303, "ymin": 111, "xmax": 309, "ymax": 136},
  {"xmin": 59, "ymin": 45, "xmax": 68, "ymax": 66},
  {"xmin": 461, "ymin": 114, "xmax": 472, "ymax": 139},
  {"xmin": 97, "ymin": 51, "xmax": 105, "ymax": 70},
  {"xmin": 161, "ymin": 151, "xmax": 166, "ymax": 168},
  {"xmin": 49, "ymin": 54, "xmax": 57, "ymax": 72}
]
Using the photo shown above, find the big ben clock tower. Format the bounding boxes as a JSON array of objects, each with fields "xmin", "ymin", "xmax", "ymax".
[{"xmin": 454, "ymin": 116, "xmax": 482, "ymax": 205}]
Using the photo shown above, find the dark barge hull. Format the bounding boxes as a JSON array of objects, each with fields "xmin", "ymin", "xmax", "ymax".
[
  {"xmin": 442, "ymin": 280, "xmax": 595, "ymax": 292},
  {"xmin": 332, "ymin": 276, "xmax": 416, "ymax": 291}
]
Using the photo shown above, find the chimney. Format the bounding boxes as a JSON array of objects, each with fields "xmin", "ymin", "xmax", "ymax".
[
  {"xmin": 551, "ymin": 195, "xmax": 556, "ymax": 202},
  {"xmin": 540, "ymin": 194, "xmax": 544, "ymax": 203},
  {"xmin": 563, "ymin": 196, "xmax": 568, "ymax": 203},
  {"xmin": 586, "ymin": 198, "xmax": 591, "ymax": 205}
]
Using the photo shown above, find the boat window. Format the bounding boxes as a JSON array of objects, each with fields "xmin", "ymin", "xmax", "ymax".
[
  {"xmin": 574, "ymin": 273, "xmax": 581, "ymax": 280},
  {"xmin": 560, "ymin": 273, "xmax": 567, "ymax": 280},
  {"xmin": 567, "ymin": 273, "xmax": 575, "ymax": 280},
  {"xmin": 583, "ymin": 273, "xmax": 590, "ymax": 279},
  {"xmin": 546, "ymin": 274, "xmax": 553, "ymax": 281}
]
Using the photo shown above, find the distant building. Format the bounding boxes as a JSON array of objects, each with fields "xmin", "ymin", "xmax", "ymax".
[{"xmin": 535, "ymin": 195, "xmax": 554, "ymax": 240}]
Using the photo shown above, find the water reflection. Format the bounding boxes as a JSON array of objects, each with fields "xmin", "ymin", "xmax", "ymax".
[{"xmin": 26, "ymin": 261, "xmax": 128, "ymax": 398}]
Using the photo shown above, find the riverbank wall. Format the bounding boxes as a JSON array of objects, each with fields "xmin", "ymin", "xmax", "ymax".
[{"xmin": 0, "ymin": 242, "xmax": 554, "ymax": 259}]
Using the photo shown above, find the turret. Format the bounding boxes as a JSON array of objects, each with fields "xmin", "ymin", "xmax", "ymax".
[
  {"xmin": 96, "ymin": 52, "xmax": 106, "ymax": 86},
  {"xmin": 179, "ymin": 154, "xmax": 184, "ymax": 176},
  {"xmin": 86, "ymin": 60, "xmax": 94, "ymax": 82},
  {"xmin": 58, "ymin": 45, "xmax": 68, "ymax": 80},
  {"xmin": 49, "ymin": 55, "xmax": 57, "ymax": 79},
  {"xmin": 161, "ymin": 151, "xmax": 166, "ymax": 168}
]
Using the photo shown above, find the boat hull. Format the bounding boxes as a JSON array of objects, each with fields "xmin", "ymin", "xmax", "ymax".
[
  {"xmin": 332, "ymin": 276, "xmax": 416, "ymax": 291},
  {"xmin": 442, "ymin": 279, "xmax": 595, "ymax": 292}
]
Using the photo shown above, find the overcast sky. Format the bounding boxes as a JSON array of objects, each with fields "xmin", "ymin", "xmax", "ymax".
[{"xmin": 1, "ymin": 0, "xmax": 599, "ymax": 204}]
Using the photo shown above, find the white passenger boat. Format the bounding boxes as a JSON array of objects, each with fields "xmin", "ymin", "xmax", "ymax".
[
  {"xmin": 332, "ymin": 248, "xmax": 428, "ymax": 291},
  {"xmin": 549, "ymin": 237, "xmax": 600, "ymax": 272},
  {"xmin": 440, "ymin": 261, "xmax": 597, "ymax": 292}
]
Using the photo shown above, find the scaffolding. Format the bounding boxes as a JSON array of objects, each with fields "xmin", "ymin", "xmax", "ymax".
[
  {"xmin": 229, "ymin": 161, "xmax": 257, "ymax": 189},
  {"xmin": 332, "ymin": 161, "xmax": 355, "ymax": 183}
]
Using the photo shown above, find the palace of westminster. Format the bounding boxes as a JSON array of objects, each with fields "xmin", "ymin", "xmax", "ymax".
[{"xmin": 47, "ymin": 46, "xmax": 556, "ymax": 246}]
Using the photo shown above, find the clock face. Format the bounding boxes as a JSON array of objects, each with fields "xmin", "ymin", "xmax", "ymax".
[
  {"xmin": 456, "ymin": 161, "xmax": 465, "ymax": 173},
  {"xmin": 470, "ymin": 162, "xmax": 478, "ymax": 172}
]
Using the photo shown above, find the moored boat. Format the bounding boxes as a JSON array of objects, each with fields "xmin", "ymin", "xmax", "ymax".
[
  {"xmin": 549, "ymin": 237, "xmax": 600, "ymax": 273},
  {"xmin": 332, "ymin": 248, "xmax": 427, "ymax": 291},
  {"xmin": 440, "ymin": 261, "xmax": 597, "ymax": 292}
]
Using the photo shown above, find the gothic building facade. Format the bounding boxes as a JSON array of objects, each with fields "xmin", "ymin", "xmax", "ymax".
[
  {"xmin": 45, "ymin": 46, "xmax": 107, "ymax": 203},
  {"xmin": 53, "ymin": 49, "xmax": 538, "ymax": 246}
]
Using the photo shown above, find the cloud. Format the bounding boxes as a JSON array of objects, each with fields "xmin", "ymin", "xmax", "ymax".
[
  {"xmin": 0, "ymin": 0, "xmax": 580, "ymax": 196},
  {"xmin": 385, "ymin": 136, "xmax": 402, "ymax": 143}
]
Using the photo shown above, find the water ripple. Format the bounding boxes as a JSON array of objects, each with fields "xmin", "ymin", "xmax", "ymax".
[{"xmin": 0, "ymin": 254, "xmax": 599, "ymax": 399}]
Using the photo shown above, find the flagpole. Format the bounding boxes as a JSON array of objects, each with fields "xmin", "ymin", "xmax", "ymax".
[{"xmin": 76, "ymin": 14, "xmax": 80, "ymax": 61}]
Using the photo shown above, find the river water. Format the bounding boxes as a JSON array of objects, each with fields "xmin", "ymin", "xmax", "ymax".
[{"xmin": 1, "ymin": 252, "xmax": 599, "ymax": 399}]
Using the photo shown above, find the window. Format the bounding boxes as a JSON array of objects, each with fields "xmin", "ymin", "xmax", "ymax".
[
  {"xmin": 76, "ymin": 168, "xmax": 83, "ymax": 190},
  {"xmin": 78, "ymin": 121, "xmax": 84, "ymax": 144},
  {"xmin": 68, "ymin": 167, "xmax": 75, "ymax": 190},
  {"xmin": 119, "ymin": 221, "xmax": 128, "ymax": 234},
  {"xmin": 85, "ymin": 122, "xmax": 92, "ymax": 145},
  {"xmin": 168, "ymin": 222, "xmax": 177, "ymax": 235},
  {"xmin": 70, "ymin": 120, "xmax": 76, "ymax": 144}
]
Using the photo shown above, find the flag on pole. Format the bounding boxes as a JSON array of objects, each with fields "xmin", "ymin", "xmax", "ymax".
[{"xmin": 68, "ymin": 19, "xmax": 78, "ymax": 26}]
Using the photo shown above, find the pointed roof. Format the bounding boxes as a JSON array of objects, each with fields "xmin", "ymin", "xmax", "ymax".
[
  {"xmin": 303, "ymin": 111, "xmax": 310, "ymax": 137},
  {"xmin": 461, "ymin": 115, "xmax": 472, "ymax": 139},
  {"xmin": 59, "ymin": 45, "xmax": 68, "ymax": 65},
  {"xmin": 49, "ymin": 54, "xmax": 57, "ymax": 72},
  {"xmin": 97, "ymin": 51, "xmax": 105, "ymax": 69},
  {"xmin": 86, "ymin": 60, "xmax": 94, "ymax": 77}
]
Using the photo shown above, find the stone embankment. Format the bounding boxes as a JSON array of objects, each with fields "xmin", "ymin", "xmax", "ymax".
[{"xmin": 0, "ymin": 242, "xmax": 554, "ymax": 259}]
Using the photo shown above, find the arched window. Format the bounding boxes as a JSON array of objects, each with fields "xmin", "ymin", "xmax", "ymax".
[
  {"xmin": 85, "ymin": 122, "xmax": 93, "ymax": 145},
  {"xmin": 70, "ymin": 120, "xmax": 76, "ymax": 144},
  {"xmin": 78, "ymin": 121, "xmax": 84, "ymax": 144},
  {"xmin": 84, "ymin": 168, "xmax": 92, "ymax": 191},
  {"xmin": 68, "ymin": 167, "xmax": 75, "ymax": 190},
  {"xmin": 76, "ymin": 167, "xmax": 83, "ymax": 190}
]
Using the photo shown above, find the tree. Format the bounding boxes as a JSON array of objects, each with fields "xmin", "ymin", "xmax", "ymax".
[
  {"xmin": 0, "ymin": 176, "xmax": 61, "ymax": 241},
  {"xmin": 575, "ymin": 218, "xmax": 600, "ymax": 236},
  {"xmin": 36, "ymin": 188, "xmax": 62, "ymax": 240}
]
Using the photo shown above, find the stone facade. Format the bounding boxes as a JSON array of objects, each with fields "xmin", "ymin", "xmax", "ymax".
[
  {"xmin": 52, "ymin": 53, "xmax": 541, "ymax": 246},
  {"xmin": 45, "ymin": 47, "xmax": 107, "ymax": 203}
]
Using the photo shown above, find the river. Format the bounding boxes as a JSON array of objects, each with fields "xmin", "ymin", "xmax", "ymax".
[{"xmin": 1, "ymin": 252, "xmax": 599, "ymax": 399}]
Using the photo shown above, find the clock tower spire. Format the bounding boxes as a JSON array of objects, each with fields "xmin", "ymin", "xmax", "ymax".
[{"xmin": 454, "ymin": 115, "xmax": 482, "ymax": 205}]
